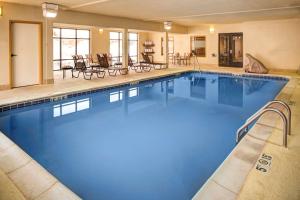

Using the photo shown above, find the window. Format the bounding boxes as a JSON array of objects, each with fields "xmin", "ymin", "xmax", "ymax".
[
  {"xmin": 168, "ymin": 36, "xmax": 174, "ymax": 55},
  {"xmin": 128, "ymin": 32, "xmax": 138, "ymax": 63},
  {"xmin": 191, "ymin": 36, "xmax": 206, "ymax": 57},
  {"xmin": 53, "ymin": 28, "xmax": 90, "ymax": 70},
  {"xmin": 109, "ymin": 32, "xmax": 123, "ymax": 64}
]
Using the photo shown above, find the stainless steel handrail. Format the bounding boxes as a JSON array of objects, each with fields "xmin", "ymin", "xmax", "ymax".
[
  {"xmin": 236, "ymin": 108, "xmax": 288, "ymax": 148},
  {"xmin": 246, "ymin": 100, "xmax": 291, "ymax": 135}
]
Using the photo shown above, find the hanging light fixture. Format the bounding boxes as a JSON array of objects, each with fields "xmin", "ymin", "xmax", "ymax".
[
  {"xmin": 42, "ymin": 2, "xmax": 58, "ymax": 18},
  {"xmin": 164, "ymin": 21, "xmax": 172, "ymax": 31},
  {"xmin": 99, "ymin": 28, "xmax": 104, "ymax": 34}
]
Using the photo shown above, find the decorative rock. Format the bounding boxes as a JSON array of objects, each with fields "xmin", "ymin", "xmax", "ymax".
[{"xmin": 244, "ymin": 54, "xmax": 269, "ymax": 74}]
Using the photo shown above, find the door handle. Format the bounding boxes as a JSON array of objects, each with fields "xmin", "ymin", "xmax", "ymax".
[{"xmin": 11, "ymin": 54, "xmax": 17, "ymax": 57}]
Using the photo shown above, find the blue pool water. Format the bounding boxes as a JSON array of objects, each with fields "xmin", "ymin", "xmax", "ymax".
[{"xmin": 0, "ymin": 72, "xmax": 286, "ymax": 200}]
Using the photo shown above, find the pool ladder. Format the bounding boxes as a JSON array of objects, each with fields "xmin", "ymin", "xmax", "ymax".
[{"xmin": 236, "ymin": 100, "xmax": 291, "ymax": 148}]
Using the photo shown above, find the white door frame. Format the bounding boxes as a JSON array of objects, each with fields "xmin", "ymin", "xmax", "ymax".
[{"xmin": 9, "ymin": 20, "xmax": 43, "ymax": 88}]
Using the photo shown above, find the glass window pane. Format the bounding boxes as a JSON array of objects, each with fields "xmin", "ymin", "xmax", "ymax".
[
  {"xmin": 53, "ymin": 28, "xmax": 90, "ymax": 72},
  {"xmin": 53, "ymin": 28, "xmax": 60, "ymax": 37},
  {"xmin": 112, "ymin": 57, "xmax": 121, "ymax": 64},
  {"xmin": 61, "ymin": 29, "xmax": 76, "ymax": 38},
  {"xmin": 119, "ymin": 32, "xmax": 123, "ymax": 39},
  {"xmin": 53, "ymin": 61, "xmax": 61, "ymax": 70},
  {"xmin": 129, "ymin": 33, "xmax": 138, "ymax": 40},
  {"xmin": 53, "ymin": 38, "xmax": 60, "ymax": 60},
  {"xmin": 110, "ymin": 40, "xmax": 119, "ymax": 57},
  {"xmin": 61, "ymin": 60, "xmax": 74, "ymax": 68},
  {"xmin": 110, "ymin": 32, "xmax": 119, "ymax": 39},
  {"xmin": 129, "ymin": 41, "xmax": 138, "ymax": 56},
  {"xmin": 119, "ymin": 41, "xmax": 122, "ymax": 55},
  {"xmin": 61, "ymin": 39, "xmax": 76, "ymax": 59},
  {"xmin": 77, "ymin": 39, "xmax": 89, "ymax": 56},
  {"xmin": 110, "ymin": 32, "xmax": 122, "ymax": 64},
  {"xmin": 77, "ymin": 30, "xmax": 89, "ymax": 38},
  {"xmin": 131, "ymin": 56, "xmax": 138, "ymax": 63}
]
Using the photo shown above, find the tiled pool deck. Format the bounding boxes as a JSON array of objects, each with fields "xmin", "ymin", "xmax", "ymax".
[{"xmin": 0, "ymin": 65, "xmax": 299, "ymax": 200}]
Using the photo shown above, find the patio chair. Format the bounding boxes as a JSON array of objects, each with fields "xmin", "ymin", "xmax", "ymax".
[
  {"xmin": 128, "ymin": 56, "xmax": 151, "ymax": 73},
  {"xmin": 96, "ymin": 54, "xmax": 128, "ymax": 76},
  {"xmin": 85, "ymin": 54, "xmax": 101, "ymax": 69},
  {"xmin": 72, "ymin": 55, "xmax": 105, "ymax": 80},
  {"xmin": 141, "ymin": 53, "xmax": 167, "ymax": 70}
]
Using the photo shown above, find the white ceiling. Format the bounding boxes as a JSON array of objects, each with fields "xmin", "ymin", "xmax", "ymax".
[{"xmin": 4, "ymin": 0, "xmax": 300, "ymax": 26}]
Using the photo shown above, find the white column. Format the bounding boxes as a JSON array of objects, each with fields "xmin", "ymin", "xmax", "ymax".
[
  {"xmin": 122, "ymin": 28, "xmax": 128, "ymax": 68},
  {"xmin": 164, "ymin": 31, "xmax": 169, "ymax": 68}
]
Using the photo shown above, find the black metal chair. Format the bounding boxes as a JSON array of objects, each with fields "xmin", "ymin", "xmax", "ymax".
[
  {"xmin": 141, "ymin": 53, "xmax": 167, "ymax": 70},
  {"xmin": 128, "ymin": 56, "xmax": 151, "ymax": 73},
  {"xmin": 72, "ymin": 55, "xmax": 105, "ymax": 80},
  {"xmin": 96, "ymin": 54, "xmax": 128, "ymax": 76}
]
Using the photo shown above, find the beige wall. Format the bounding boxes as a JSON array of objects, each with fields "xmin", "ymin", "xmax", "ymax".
[
  {"xmin": 138, "ymin": 32, "xmax": 148, "ymax": 61},
  {"xmin": 170, "ymin": 34, "xmax": 190, "ymax": 55},
  {"xmin": 188, "ymin": 18, "xmax": 300, "ymax": 70},
  {"xmin": 0, "ymin": 2, "xmax": 187, "ymax": 89},
  {"xmin": 147, "ymin": 32, "xmax": 165, "ymax": 62},
  {"xmin": 91, "ymin": 28, "xmax": 110, "ymax": 56},
  {"xmin": 146, "ymin": 32, "xmax": 191, "ymax": 62}
]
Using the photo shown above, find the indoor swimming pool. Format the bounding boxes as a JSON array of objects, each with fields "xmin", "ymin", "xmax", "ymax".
[{"xmin": 0, "ymin": 72, "xmax": 287, "ymax": 200}]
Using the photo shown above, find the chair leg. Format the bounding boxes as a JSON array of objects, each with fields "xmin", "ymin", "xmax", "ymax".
[
  {"xmin": 143, "ymin": 66, "xmax": 151, "ymax": 72},
  {"xmin": 97, "ymin": 71, "xmax": 105, "ymax": 78},
  {"xmin": 72, "ymin": 70, "xmax": 80, "ymax": 78},
  {"xmin": 135, "ymin": 67, "xmax": 143, "ymax": 73},
  {"xmin": 83, "ymin": 72, "xmax": 92, "ymax": 80},
  {"xmin": 155, "ymin": 65, "xmax": 162, "ymax": 70},
  {"xmin": 120, "ymin": 68, "xmax": 128, "ymax": 75},
  {"xmin": 108, "ymin": 69, "xmax": 117, "ymax": 76}
]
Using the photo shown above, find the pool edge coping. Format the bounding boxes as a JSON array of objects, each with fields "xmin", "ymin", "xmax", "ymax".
[{"xmin": 0, "ymin": 69, "xmax": 294, "ymax": 200}]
